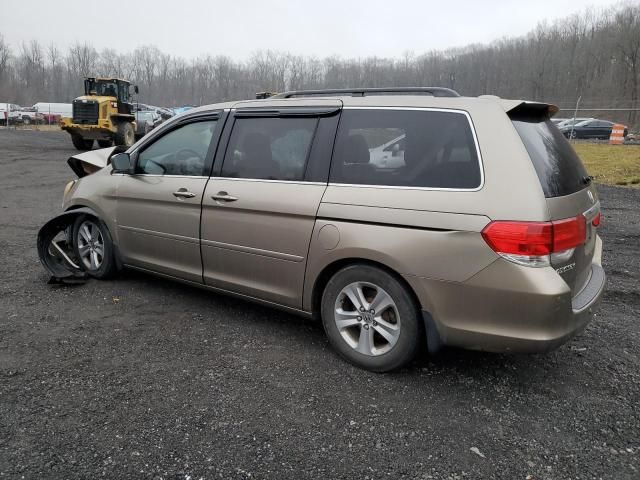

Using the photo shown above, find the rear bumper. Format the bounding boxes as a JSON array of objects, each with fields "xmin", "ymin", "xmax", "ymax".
[{"xmin": 406, "ymin": 236, "xmax": 605, "ymax": 354}]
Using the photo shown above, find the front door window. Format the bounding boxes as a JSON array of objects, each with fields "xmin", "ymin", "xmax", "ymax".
[{"xmin": 136, "ymin": 120, "xmax": 218, "ymax": 176}]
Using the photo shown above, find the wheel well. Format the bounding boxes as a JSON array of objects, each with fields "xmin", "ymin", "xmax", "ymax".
[
  {"xmin": 63, "ymin": 206, "xmax": 123, "ymax": 270},
  {"xmin": 310, "ymin": 258, "xmax": 423, "ymax": 320}
]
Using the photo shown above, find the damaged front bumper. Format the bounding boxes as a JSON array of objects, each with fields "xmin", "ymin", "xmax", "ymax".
[{"xmin": 38, "ymin": 148, "xmax": 121, "ymax": 283}]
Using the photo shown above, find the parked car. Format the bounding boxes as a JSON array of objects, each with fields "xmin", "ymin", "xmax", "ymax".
[
  {"xmin": 560, "ymin": 119, "xmax": 628, "ymax": 139},
  {"xmin": 38, "ymin": 88, "xmax": 605, "ymax": 372},
  {"xmin": 0, "ymin": 103, "xmax": 22, "ymax": 125},
  {"xmin": 135, "ymin": 103, "xmax": 175, "ymax": 120},
  {"xmin": 33, "ymin": 102, "xmax": 73, "ymax": 122},
  {"xmin": 172, "ymin": 105, "xmax": 196, "ymax": 115},
  {"xmin": 551, "ymin": 117, "xmax": 568, "ymax": 125},
  {"xmin": 135, "ymin": 110, "xmax": 163, "ymax": 138},
  {"xmin": 18, "ymin": 107, "xmax": 41, "ymax": 125},
  {"xmin": 557, "ymin": 117, "xmax": 593, "ymax": 128}
]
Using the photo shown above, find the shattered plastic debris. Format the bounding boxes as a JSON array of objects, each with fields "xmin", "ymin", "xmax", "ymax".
[{"xmin": 470, "ymin": 446, "xmax": 486, "ymax": 458}]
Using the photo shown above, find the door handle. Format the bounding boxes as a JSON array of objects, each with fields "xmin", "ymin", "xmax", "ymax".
[
  {"xmin": 173, "ymin": 190, "xmax": 196, "ymax": 199},
  {"xmin": 211, "ymin": 191, "xmax": 238, "ymax": 202}
]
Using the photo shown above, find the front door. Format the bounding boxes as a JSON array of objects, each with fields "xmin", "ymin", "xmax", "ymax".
[
  {"xmin": 116, "ymin": 116, "xmax": 220, "ymax": 282},
  {"xmin": 200, "ymin": 109, "xmax": 337, "ymax": 308}
]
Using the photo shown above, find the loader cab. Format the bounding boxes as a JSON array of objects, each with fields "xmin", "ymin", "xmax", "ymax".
[{"xmin": 84, "ymin": 77, "xmax": 136, "ymax": 115}]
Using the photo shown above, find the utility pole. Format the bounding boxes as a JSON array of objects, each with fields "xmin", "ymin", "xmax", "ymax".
[{"xmin": 570, "ymin": 95, "xmax": 582, "ymax": 143}]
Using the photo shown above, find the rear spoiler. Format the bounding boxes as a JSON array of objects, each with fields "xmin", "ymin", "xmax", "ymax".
[
  {"xmin": 500, "ymin": 99, "xmax": 559, "ymax": 120},
  {"xmin": 480, "ymin": 96, "xmax": 559, "ymax": 119}
]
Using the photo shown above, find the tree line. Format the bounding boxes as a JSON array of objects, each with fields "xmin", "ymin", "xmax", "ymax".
[{"xmin": 0, "ymin": 3, "xmax": 638, "ymax": 126}]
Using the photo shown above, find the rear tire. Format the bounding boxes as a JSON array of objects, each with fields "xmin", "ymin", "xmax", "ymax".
[
  {"xmin": 321, "ymin": 264, "xmax": 422, "ymax": 372},
  {"xmin": 71, "ymin": 215, "xmax": 117, "ymax": 279},
  {"xmin": 114, "ymin": 122, "xmax": 135, "ymax": 147},
  {"xmin": 97, "ymin": 139, "xmax": 114, "ymax": 148},
  {"xmin": 71, "ymin": 134, "xmax": 94, "ymax": 151}
]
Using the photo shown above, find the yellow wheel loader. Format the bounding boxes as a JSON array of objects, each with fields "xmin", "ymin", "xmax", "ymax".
[{"xmin": 61, "ymin": 77, "xmax": 139, "ymax": 150}]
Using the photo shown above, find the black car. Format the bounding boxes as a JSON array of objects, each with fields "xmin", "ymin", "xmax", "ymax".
[
  {"xmin": 561, "ymin": 119, "xmax": 628, "ymax": 140},
  {"xmin": 134, "ymin": 110, "xmax": 163, "ymax": 138}
]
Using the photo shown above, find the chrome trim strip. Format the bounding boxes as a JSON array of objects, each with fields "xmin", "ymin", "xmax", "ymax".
[
  {"xmin": 326, "ymin": 182, "xmax": 481, "ymax": 192},
  {"xmin": 200, "ymin": 238, "xmax": 304, "ymax": 263},
  {"xmin": 121, "ymin": 175, "xmax": 325, "ymax": 184},
  {"xmin": 126, "ymin": 174, "xmax": 209, "ymax": 179},
  {"xmin": 336, "ymin": 106, "xmax": 484, "ymax": 192},
  {"xmin": 119, "ymin": 225, "xmax": 199, "ymax": 244},
  {"xmin": 211, "ymin": 177, "xmax": 326, "ymax": 186},
  {"xmin": 583, "ymin": 200, "xmax": 600, "ymax": 221}
]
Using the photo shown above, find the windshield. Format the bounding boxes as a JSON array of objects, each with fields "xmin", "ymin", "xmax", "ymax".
[
  {"xmin": 85, "ymin": 79, "xmax": 118, "ymax": 98},
  {"xmin": 560, "ymin": 118, "xmax": 590, "ymax": 127}
]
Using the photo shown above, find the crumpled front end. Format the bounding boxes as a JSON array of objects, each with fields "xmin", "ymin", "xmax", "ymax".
[
  {"xmin": 67, "ymin": 147, "xmax": 116, "ymax": 177},
  {"xmin": 37, "ymin": 208, "xmax": 106, "ymax": 283}
]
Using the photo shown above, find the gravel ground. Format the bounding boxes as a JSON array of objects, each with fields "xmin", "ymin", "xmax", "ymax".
[{"xmin": 0, "ymin": 129, "xmax": 638, "ymax": 480}]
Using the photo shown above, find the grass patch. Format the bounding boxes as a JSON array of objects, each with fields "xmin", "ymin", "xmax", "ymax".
[{"xmin": 573, "ymin": 143, "xmax": 640, "ymax": 187}]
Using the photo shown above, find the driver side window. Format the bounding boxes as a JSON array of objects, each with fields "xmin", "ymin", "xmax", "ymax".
[{"xmin": 136, "ymin": 120, "xmax": 217, "ymax": 176}]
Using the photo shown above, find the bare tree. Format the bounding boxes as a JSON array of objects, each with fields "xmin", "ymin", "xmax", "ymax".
[
  {"xmin": 614, "ymin": 5, "xmax": 640, "ymax": 124},
  {"xmin": 0, "ymin": 4, "xmax": 639, "ymax": 129}
]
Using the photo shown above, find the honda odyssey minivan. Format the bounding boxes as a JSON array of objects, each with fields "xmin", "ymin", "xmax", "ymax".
[{"xmin": 38, "ymin": 87, "xmax": 605, "ymax": 372}]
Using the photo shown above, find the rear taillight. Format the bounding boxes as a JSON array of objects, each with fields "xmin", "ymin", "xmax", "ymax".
[
  {"xmin": 482, "ymin": 215, "xmax": 587, "ymax": 267},
  {"xmin": 551, "ymin": 215, "xmax": 587, "ymax": 252},
  {"xmin": 592, "ymin": 212, "xmax": 601, "ymax": 227}
]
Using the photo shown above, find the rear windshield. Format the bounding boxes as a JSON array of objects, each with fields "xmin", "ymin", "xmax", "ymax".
[{"xmin": 512, "ymin": 118, "xmax": 588, "ymax": 197}]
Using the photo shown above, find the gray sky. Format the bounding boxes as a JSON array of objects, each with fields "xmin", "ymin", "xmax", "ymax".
[{"xmin": 0, "ymin": 0, "xmax": 623, "ymax": 59}]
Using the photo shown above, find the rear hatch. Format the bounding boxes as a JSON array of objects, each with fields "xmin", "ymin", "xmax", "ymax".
[{"xmin": 509, "ymin": 103, "xmax": 600, "ymax": 296}]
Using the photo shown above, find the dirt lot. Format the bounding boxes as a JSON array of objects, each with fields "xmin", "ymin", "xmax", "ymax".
[{"xmin": 0, "ymin": 130, "xmax": 639, "ymax": 479}]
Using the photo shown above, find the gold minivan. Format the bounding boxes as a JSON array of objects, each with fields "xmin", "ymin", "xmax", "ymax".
[{"xmin": 38, "ymin": 88, "xmax": 605, "ymax": 372}]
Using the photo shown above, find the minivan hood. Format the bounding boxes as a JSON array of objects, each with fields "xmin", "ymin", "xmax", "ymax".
[{"xmin": 67, "ymin": 147, "xmax": 115, "ymax": 178}]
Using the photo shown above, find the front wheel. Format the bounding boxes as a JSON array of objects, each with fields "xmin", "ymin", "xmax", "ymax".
[
  {"xmin": 321, "ymin": 264, "xmax": 422, "ymax": 372},
  {"xmin": 72, "ymin": 215, "xmax": 117, "ymax": 279},
  {"xmin": 114, "ymin": 122, "xmax": 135, "ymax": 147},
  {"xmin": 71, "ymin": 134, "xmax": 94, "ymax": 150}
]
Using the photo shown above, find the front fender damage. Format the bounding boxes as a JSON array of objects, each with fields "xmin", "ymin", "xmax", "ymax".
[{"xmin": 37, "ymin": 208, "xmax": 99, "ymax": 284}]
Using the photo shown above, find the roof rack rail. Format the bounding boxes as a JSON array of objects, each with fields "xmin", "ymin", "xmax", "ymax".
[
  {"xmin": 255, "ymin": 91, "xmax": 276, "ymax": 99},
  {"xmin": 272, "ymin": 87, "xmax": 460, "ymax": 99}
]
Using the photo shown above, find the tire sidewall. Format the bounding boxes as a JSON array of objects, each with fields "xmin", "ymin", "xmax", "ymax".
[
  {"xmin": 321, "ymin": 264, "xmax": 421, "ymax": 372},
  {"xmin": 72, "ymin": 215, "xmax": 116, "ymax": 279},
  {"xmin": 125, "ymin": 123, "xmax": 134, "ymax": 146}
]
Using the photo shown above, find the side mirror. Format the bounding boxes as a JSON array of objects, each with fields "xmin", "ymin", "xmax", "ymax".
[
  {"xmin": 134, "ymin": 85, "xmax": 139, "ymax": 94},
  {"xmin": 110, "ymin": 153, "xmax": 132, "ymax": 173},
  {"xmin": 391, "ymin": 143, "xmax": 401, "ymax": 157}
]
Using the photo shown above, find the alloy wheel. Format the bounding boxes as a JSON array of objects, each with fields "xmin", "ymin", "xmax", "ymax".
[
  {"xmin": 334, "ymin": 281, "xmax": 401, "ymax": 356},
  {"xmin": 76, "ymin": 220, "xmax": 104, "ymax": 270}
]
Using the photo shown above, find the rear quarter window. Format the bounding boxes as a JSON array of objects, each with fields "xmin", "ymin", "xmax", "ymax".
[
  {"xmin": 330, "ymin": 109, "xmax": 482, "ymax": 189},
  {"xmin": 511, "ymin": 118, "xmax": 589, "ymax": 197}
]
